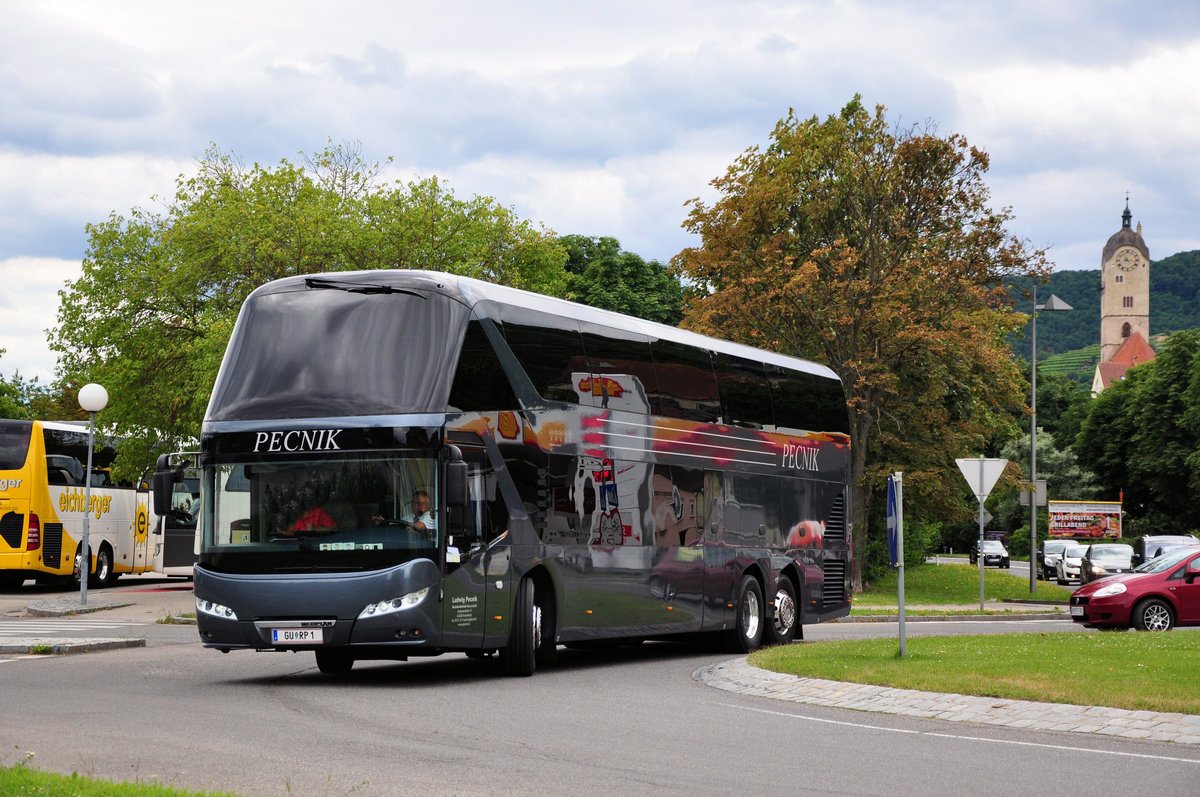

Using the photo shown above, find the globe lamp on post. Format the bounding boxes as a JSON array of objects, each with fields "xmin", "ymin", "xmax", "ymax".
[{"xmin": 77, "ymin": 383, "xmax": 108, "ymax": 606}]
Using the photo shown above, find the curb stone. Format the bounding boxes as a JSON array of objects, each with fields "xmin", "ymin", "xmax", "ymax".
[{"xmin": 696, "ymin": 657, "xmax": 1200, "ymax": 745}]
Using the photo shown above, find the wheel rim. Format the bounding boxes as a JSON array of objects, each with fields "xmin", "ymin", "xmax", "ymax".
[
  {"xmin": 1143, "ymin": 603, "xmax": 1171, "ymax": 631},
  {"xmin": 97, "ymin": 550, "xmax": 110, "ymax": 582},
  {"xmin": 773, "ymin": 588, "xmax": 796, "ymax": 636},
  {"xmin": 531, "ymin": 603, "xmax": 542, "ymax": 651},
  {"xmin": 742, "ymin": 589, "xmax": 761, "ymax": 640}
]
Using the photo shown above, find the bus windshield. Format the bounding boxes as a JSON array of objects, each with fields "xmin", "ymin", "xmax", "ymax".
[
  {"xmin": 202, "ymin": 454, "xmax": 440, "ymax": 574},
  {"xmin": 0, "ymin": 421, "xmax": 33, "ymax": 471}
]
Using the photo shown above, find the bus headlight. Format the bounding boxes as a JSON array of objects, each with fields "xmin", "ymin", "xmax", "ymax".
[
  {"xmin": 358, "ymin": 587, "xmax": 430, "ymax": 619},
  {"xmin": 196, "ymin": 597, "xmax": 239, "ymax": 620}
]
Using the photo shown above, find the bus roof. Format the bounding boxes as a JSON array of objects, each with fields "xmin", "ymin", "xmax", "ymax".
[{"xmin": 252, "ymin": 270, "xmax": 841, "ymax": 384}]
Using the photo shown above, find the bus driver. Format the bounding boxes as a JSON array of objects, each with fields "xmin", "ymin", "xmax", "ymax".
[{"xmin": 406, "ymin": 490, "xmax": 436, "ymax": 532}]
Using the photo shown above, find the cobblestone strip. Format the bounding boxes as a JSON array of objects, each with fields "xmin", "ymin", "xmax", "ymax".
[{"xmin": 696, "ymin": 657, "xmax": 1200, "ymax": 745}]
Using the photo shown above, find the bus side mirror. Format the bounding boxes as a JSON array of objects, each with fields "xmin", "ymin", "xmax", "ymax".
[
  {"xmin": 446, "ymin": 460, "xmax": 468, "ymax": 509},
  {"xmin": 152, "ymin": 454, "xmax": 180, "ymax": 516}
]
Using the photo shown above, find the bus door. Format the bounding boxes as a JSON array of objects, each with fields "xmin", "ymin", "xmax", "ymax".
[
  {"xmin": 158, "ymin": 478, "xmax": 200, "ymax": 571},
  {"xmin": 132, "ymin": 489, "xmax": 151, "ymax": 573},
  {"xmin": 440, "ymin": 455, "xmax": 512, "ymax": 650}
]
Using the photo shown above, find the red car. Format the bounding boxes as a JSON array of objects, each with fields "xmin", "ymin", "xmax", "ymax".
[{"xmin": 1070, "ymin": 545, "xmax": 1200, "ymax": 631}]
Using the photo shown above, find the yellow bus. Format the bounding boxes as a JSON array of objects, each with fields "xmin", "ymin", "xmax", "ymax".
[{"xmin": 0, "ymin": 419, "xmax": 155, "ymax": 590}]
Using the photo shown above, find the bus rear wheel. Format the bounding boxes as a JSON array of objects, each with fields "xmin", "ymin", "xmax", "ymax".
[
  {"xmin": 727, "ymin": 575, "xmax": 765, "ymax": 653},
  {"xmin": 769, "ymin": 575, "xmax": 798, "ymax": 646}
]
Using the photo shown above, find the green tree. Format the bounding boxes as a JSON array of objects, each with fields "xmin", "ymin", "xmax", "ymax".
[
  {"xmin": 1076, "ymin": 330, "xmax": 1200, "ymax": 535},
  {"xmin": 560, "ymin": 235, "xmax": 684, "ymax": 325},
  {"xmin": 0, "ymin": 351, "xmax": 64, "ymax": 420},
  {"xmin": 52, "ymin": 143, "xmax": 569, "ymax": 478},
  {"xmin": 672, "ymin": 98, "xmax": 1048, "ymax": 585}
]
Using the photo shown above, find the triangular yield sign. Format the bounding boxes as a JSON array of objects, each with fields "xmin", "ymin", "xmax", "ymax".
[{"xmin": 955, "ymin": 457, "xmax": 1008, "ymax": 501}]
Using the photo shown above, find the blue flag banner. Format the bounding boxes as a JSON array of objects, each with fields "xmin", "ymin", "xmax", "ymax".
[{"xmin": 886, "ymin": 474, "xmax": 898, "ymax": 569}]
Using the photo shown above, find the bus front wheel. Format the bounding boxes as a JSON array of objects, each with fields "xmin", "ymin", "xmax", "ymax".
[
  {"xmin": 88, "ymin": 546, "xmax": 113, "ymax": 588},
  {"xmin": 315, "ymin": 649, "xmax": 355, "ymax": 674},
  {"xmin": 728, "ymin": 575, "xmax": 765, "ymax": 653},
  {"xmin": 502, "ymin": 578, "xmax": 541, "ymax": 677}
]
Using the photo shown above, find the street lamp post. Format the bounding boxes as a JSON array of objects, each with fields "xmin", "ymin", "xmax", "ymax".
[
  {"xmin": 77, "ymin": 383, "xmax": 108, "ymax": 606},
  {"xmin": 1030, "ymin": 287, "xmax": 1072, "ymax": 593}
]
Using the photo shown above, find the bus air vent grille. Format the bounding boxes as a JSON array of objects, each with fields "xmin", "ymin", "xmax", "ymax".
[
  {"xmin": 823, "ymin": 494, "xmax": 846, "ymax": 542},
  {"xmin": 0, "ymin": 512, "xmax": 23, "ymax": 549},
  {"xmin": 821, "ymin": 559, "xmax": 846, "ymax": 608},
  {"xmin": 42, "ymin": 523, "xmax": 63, "ymax": 568}
]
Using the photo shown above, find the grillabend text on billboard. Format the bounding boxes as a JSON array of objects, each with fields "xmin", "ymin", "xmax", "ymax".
[{"xmin": 1048, "ymin": 500, "xmax": 1122, "ymax": 539}]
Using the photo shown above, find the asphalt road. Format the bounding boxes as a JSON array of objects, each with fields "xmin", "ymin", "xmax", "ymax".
[{"xmin": 2, "ymin": 580, "xmax": 1198, "ymax": 796}]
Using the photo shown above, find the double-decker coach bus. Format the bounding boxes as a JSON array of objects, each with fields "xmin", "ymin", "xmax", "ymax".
[
  {"xmin": 164, "ymin": 270, "xmax": 851, "ymax": 676},
  {"xmin": 1, "ymin": 419, "xmax": 154, "ymax": 589}
]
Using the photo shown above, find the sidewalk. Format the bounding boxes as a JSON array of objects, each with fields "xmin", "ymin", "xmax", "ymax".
[
  {"xmin": 697, "ymin": 657, "xmax": 1200, "ymax": 745},
  {"xmin": 0, "ymin": 575, "xmax": 195, "ymax": 656}
]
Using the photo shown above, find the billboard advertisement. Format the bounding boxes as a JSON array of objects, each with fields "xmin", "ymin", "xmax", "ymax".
[{"xmin": 1048, "ymin": 500, "xmax": 1122, "ymax": 539}]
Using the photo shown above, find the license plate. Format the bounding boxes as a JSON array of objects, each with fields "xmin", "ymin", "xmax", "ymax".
[
  {"xmin": 272, "ymin": 628, "xmax": 323, "ymax": 644},
  {"xmin": 1069, "ymin": 606, "xmax": 1084, "ymax": 617}
]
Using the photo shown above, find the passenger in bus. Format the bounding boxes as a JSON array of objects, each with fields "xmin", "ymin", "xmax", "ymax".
[{"xmin": 285, "ymin": 505, "xmax": 337, "ymax": 534}]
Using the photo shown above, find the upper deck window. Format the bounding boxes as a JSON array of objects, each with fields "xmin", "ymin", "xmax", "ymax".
[
  {"xmin": 498, "ymin": 308, "xmax": 588, "ymax": 405},
  {"xmin": 650, "ymin": 340, "xmax": 721, "ymax": 424},
  {"xmin": 714, "ymin": 354, "xmax": 773, "ymax": 429},
  {"xmin": 767, "ymin": 365, "xmax": 849, "ymax": 436}
]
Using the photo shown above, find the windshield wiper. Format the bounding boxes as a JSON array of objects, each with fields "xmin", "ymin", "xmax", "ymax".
[{"xmin": 304, "ymin": 277, "xmax": 426, "ymax": 298}]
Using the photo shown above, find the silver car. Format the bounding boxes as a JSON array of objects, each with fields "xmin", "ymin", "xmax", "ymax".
[
  {"xmin": 1056, "ymin": 544, "xmax": 1089, "ymax": 585},
  {"xmin": 1040, "ymin": 539, "xmax": 1075, "ymax": 581}
]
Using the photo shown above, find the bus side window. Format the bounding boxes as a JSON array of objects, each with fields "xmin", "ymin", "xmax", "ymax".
[
  {"xmin": 46, "ymin": 455, "xmax": 84, "ymax": 485},
  {"xmin": 453, "ymin": 461, "xmax": 509, "ymax": 555},
  {"xmin": 47, "ymin": 465, "xmax": 74, "ymax": 485}
]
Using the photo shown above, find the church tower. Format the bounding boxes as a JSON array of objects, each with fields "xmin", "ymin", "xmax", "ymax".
[
  {"xmin": 1092, "ymin": 200, "xmax": 1155, "ymax": 394},
  {"xmin": 1099, "ymin": 200, "xmax": 1150, "ymax": 362}
]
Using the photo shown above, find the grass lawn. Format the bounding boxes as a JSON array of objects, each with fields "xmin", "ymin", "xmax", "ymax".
[{"xmin": 0, "ymin": 758, "xmax": 235, "ymax": 796}]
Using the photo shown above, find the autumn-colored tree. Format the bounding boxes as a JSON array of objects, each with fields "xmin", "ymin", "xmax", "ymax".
[
  {"xmin": 673, "ymin": 98, "xmax": 1048, "ymax": 585},
  {"xmin": 52, "ymin": 143, "xmax": 569, "ymax": 478}
]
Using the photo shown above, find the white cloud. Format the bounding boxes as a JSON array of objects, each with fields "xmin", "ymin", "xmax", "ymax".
[{"xmin": 0, "ymin": 257, "xmax": 82, "ymax": 383}]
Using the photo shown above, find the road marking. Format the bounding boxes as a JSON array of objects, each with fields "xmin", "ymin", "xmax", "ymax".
[
  {"xmin": 0, "ymin": 618, "xmax": 144, "ymax": 635},
  {"xmin": 721, "ymin": 703, "xmax": 1200, "ymax": 765}
]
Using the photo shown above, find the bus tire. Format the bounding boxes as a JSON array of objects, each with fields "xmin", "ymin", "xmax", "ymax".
[
  {"xmin": 769, "ymin": 575, "xmax": 798, "ymax": 646},
  {"xmin": 315, "ymin": 649, "xmax": 355, "ymax": 674},
  {"xmin": 72, "ymin": 549, "xmax": 87, "ymax": 588},
  {"xmin": 502, "ymin": 578, "xmax": 540, "ymax": 677},
  {"xmin": 89, "ymin": 546, "xmax": 113, "ymax": 588},
  {"xmin": 727, "ymin": 575, "xmax": 765, "ymax": 653},
  {"xmin": 0, "ymin": 572, "xmax": 24, "ymax": 591}
]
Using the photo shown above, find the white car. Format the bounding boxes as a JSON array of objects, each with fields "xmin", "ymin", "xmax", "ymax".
[{"xmin": 1056, "ymin": 544, "xmax": 1088, "ymax": 585}]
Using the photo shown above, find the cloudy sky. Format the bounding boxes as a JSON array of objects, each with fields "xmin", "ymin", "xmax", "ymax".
[{"xmin": 3, "ymin": 0, "xmax": 1200, "ymax": 383}]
